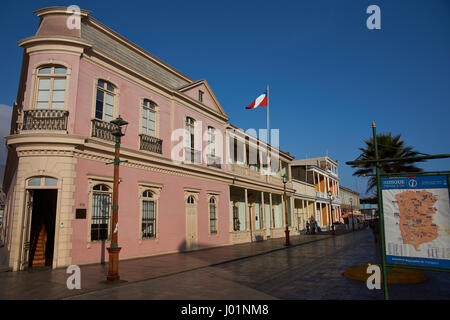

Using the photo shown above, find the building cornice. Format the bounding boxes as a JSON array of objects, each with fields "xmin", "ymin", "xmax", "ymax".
[
  {"xmin": 18, "ymin": 35, "xmax": 93, "ymax": 56},
  {"xmin": 306, "ymin": 165, "xmax": 340, "ymax": 181},
  {"xmin": 5, "ymin": 133, "xmax": 290, "ymax": 194},
  {"xmin": 339, "ymin": 185, "xmax": 360, "ymax": 195},
  {"xmin": 33, "ymin": 6, "xmax": 92, "ymax": 18},
  {"xmin": 225, "ymin": 124, "xmax": 294, "ymax": 162}
]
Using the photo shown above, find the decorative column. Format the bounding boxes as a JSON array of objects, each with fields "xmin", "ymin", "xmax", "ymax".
[
  {"xmin": 260, "ymin": 191, "xmax": 265, "ymax": 231},
  {"xmin": 269, "ymin": 193, "xmax": 274, "ymax": 229},
  {"xmin": 244, "ymin": 188, "xmax": 251, "ymax": 241},
  {"xmin": 301, "ymin": 199, "xmax": 305, "ymax": 230}
]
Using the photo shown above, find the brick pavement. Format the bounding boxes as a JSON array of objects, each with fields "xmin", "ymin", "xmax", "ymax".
[{"xmin": 0, "ymin": 231, "xmax": 339, "ymax": 299}]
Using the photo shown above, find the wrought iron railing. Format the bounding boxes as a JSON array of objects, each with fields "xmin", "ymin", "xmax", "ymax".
[
  {"xmin": 140, "ymin": 134, "xmax": 162, "ymax": 154},
  {"xmin": 91, "ymin": 119, "xmax": 118, "ymax": 142},
  {"xmin": 207, "ymin": 155, "xmax": 221, "ymax": 169},
  {"xmin": 21, "ymin": 109, "xmax": 68, "ymax": 131},
  {"xmin": 184, "ymin": 147, "xmax": 201, "ymax": 164}
]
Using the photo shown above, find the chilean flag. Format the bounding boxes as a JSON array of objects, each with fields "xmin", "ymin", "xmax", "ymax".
[{"xmin": 245, "ymin": 91, "xmax": 268, "ymax": 109}]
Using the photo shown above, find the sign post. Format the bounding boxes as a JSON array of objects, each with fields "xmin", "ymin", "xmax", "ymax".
[{"xmin": 346, "ymin": 122, "xmax": 450, "ymax": 300}]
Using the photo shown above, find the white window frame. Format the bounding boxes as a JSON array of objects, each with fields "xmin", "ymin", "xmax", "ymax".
[
  {"xmin": 138, "ymin": 185, "xmax": 161, "ymax": 243},
  {"xmin": 94, "ymin": 79, "xmax": 116, "ymax": 122},
  {"xmin": 89, "ymin": 183, "xmax": 112, "ymax": 243},
  {"xmin": 141, "ymin": 99, "xmax": 158, "ymax": 137},
  {"xmin": 34, "ymin": 65, "xmax": 68, "ymax": 110},
  {"xmin": 208, "ymin": 195, "xmax": 218, "ymax": 235}
]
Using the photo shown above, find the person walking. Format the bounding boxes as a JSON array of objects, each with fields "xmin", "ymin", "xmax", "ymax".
[{"xmin": 306, "ymin": 221, "xmax": 310, "ymax": 235}]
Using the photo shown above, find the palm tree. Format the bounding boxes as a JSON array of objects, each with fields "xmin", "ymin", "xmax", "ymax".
[{"xmin": 352, "ymin": 132, "xmax": 424, "ymax": 193}]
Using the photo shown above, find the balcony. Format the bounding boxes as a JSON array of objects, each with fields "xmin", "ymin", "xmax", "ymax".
[
  {"xmin": 91, "ymin": 119, "xmax": 118, "ymax": 142},
  {"xmin": 139, "ymin": 134, "xmax": 162, "ymax": 154},
  {"xmin": 229, "ymin": 163, "xmax": 266, "ymax": 182},
  {"xmin": 184, "ymin": 147, "xmax": 201, "ymax": 164},
  {"xmin": 316, "ymin": 191, "xmax": 328, "ymax": 199},
  {"xmin": 206, "ymin": 155, "xmax": 221, "ymax": 169},
  {"xmin": 21, "ymin": 109, "xmax": 68, "ymax": 131}
]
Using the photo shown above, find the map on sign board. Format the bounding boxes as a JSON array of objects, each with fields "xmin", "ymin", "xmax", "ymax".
[{"xmin": 381, "ymin": 175, "xmax": 450, "ymax": 269}]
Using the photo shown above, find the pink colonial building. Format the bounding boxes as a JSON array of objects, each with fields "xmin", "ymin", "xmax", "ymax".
[{"xmin": 1, "ymin": 7, "xmax": 294, "ymax": 271}]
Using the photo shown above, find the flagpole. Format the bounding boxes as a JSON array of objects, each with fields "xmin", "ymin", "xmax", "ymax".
[
  {"xmin": 266, "ymin": 84, "xmax": 270, "ymax": 175},
  {"xmin": 267, "ymin": 84, "xmax": 270, "ymax": 145}
]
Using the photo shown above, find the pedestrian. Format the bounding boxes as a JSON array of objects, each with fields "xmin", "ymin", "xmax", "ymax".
[
  {"xmin": 306, "ymin": 221, "xmax": 310, "ymax": 234},
  {"xmin": 311, "ymin": 220, "xmax": 316, "ymax": 234}
]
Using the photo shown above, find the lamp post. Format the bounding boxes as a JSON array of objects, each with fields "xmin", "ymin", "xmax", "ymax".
[
  {"xmin": 282, "ymin": 175, "xmax": 290, "ymax": 246},
  {"xmin": 350, "ymin": 198, "xmax": 354, "ymax": 232},
  {"xmin": 328, "ymin": 190, "xmax": 335, "ymax": 235},
  {"xmin": 107, "ymin": 115, "xmax": 128, "ymax": 281}
]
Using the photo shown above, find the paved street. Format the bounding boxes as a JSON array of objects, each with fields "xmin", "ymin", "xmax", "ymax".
[
  {"xmin": 67, "ymin": 228, "xmax": 450, "ymax": 300},
  {"xmin": 1, "ymin": 228, "xmax": 449, "ymax": 300}
]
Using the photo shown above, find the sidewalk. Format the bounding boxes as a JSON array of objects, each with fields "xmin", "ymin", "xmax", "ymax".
[
  {"xmin": 0, "ymin": 230, "xmax": 357, "ymax": 300},
  {"xmin": 0, "ymin": 240, "xmax": 11, "ymax": 273}
]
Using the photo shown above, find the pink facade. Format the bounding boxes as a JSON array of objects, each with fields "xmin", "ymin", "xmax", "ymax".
[
  {"xmin": 2, "ymin": 7, "xmax": 294, "ymax": 271},
  {"xmin": 71, "ymin": 158, "xmax": 229, "ymax": 265}
]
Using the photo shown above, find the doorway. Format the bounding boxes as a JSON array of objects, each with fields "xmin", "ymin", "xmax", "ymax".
[
  {"xmin": 27, "ymin": 189, "xmax": 57, "ymax": 268},
  {"xmin": 185, "ymin": 195, "xmax": 198, "ymax": 250}
]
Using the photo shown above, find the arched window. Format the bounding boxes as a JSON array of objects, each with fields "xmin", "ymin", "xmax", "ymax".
[
  {"xmin": 209, "ymin": 197, "xmax": 217, "ymax": 234},
  {"xmin": 187, "ymin": 195, "xmax": 195, "ymax": 204},
  {"xmin": 91, "ymin": 184, "xmax": 112, "ymax": 241},
  {"xmin": 95, "ymin": 80, "xmax": 115, "ymax": 122},
  {"xmin": 27, "ymin": 176, "xmax": 57, "ymax": 187},
  {"xmin": 141, "ymin": 99, "xmax": 157, "ymax": 137},
  {"xmin": 36, "ymin": 65, "xmax": 67, "ymax": 109},
  {"xmin": 142, "ymin": 190, "xmax": 156, "ymax": 238}
]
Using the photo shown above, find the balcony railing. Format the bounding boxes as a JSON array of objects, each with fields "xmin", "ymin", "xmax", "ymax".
[
  {"xmin": 316, "ymin": 191, "xmax": 327, "ymax": 199},
  {"xmin": 206, "ymin": 155, "xmax": 221, "ymax": 169},
  {"xmin": 91, "ymin": 119, "xmax": 118, "ymax": 142},
  {"xmin": 184, "ymin": 147, "xmax": 201, "ymax": 164},
  {"xmin": 21, "ymin": 109, "xmax": 68, "ymax": 131},
  {"xmin": 140, "ymin": 134, "xmax": 162, "ymax": 154}
]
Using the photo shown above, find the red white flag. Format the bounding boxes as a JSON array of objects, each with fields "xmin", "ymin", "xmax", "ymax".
[{"xmin": 245, "ymin": 91, "xmax": 268, "ymax": 109}]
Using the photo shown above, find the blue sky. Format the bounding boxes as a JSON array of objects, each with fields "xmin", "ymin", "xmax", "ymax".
[{"xmin": 1, "ymin": 0, "xmax": 449, "ymax": 195}]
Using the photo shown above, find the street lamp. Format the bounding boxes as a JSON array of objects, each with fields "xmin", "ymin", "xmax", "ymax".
[
  {"xmin": 327, "ymin": 190, "xmax": 335, "ymax": 235},
  {"xmin": 282, "ymin": 175, "xmax": 290, "ymax": 246},
  {"xmin": 107, "ymin": 115, "xmax": 128, "ymax": 281},
  {"xmin": 350, "ymin": 198, "xmax": 354, "ymax": 232}
]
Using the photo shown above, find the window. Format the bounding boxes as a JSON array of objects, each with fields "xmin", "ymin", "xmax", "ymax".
[
  {"xmin": 247, "ymin": 144, "xmax": 259, "ymax": 172},
  {"xmin": 36, "ymin": 65, "xmax": 67, "ymax": 109},
  {"xmin": 27, "ymin": 176, "xmax": 57, "ymax": 187},
  {"xmin": 281, "ymin": 161, "xmax": 289, "ymax": 179},
  {"xmin": 198, "ymin": 90, "xmax": 204, "ymax": 102},
  {"xmin": 185, "ymin": 117, "xmax": 200, "ymax": 163},
  {"xmin": 187, "ymin": 195, "xmax": 195, "ymax": 204},
  {"xmin": 233, "ymin": 202, "xmax": 240, "ymax": 231},
  {"xmin": 142, "ymin": 190, "xmax": 156, "ymax": 238},
  {"xmin": 185, "ymin": 117, "xmax": 195, "ymax": 150},
  {"xmin": 141, "ymin": 99, "xmax": 156, "ymax": 137},
  {"xmin": 209, "ymin": 197, "xmax": 217, "ymax": 234},
  {"xmin": 207, "ymin": 126, "xmax": 216, "ymax": 156},
  {"xmin": 95, "ymin": 80, "xmax": 115, "ymax": 122},
  {"xmin": 91, "ymin": 184, "xmax": 111, "ymax": 241},
  {"xmin": 271, "ymin": 156, "xmax": 280, "ymax": 177}
]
